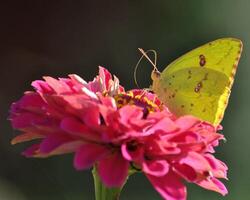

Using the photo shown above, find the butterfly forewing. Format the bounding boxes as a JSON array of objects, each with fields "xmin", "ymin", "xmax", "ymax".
[{"xmin": 153, "ymin": 38, "xmax": 242, "ymax": 125}]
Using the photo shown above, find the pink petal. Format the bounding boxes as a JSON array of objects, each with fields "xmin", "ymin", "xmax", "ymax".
[
  {"xmin": 128, "ymin": 118, "xmax": 153, "ymax": 132},
  {"xmin": 22, "ymin": 144, "xmax": 40, "ymax": 157},
  {"xmin": 47, "ymin": 140, "xmax": 83, "ymax": 156},
  {"xmin": 74, "ymin": 143, "xmax": 109, "ymax": 170},
  {"xmin": 121, "ymin": 143, "xmax": 143, "ymax": 162},
  {"xmin": 11, "ymin": 92, "xmax": 45, "ymax": 113},
  {"xmin": 68, "ymin": 74, "xmax": 87, "ymax": 85},
  {"xmin": 11, "ymin": 112, "xmax": 46, "ymax": 129},
  {"xmin": 81, "ymin": 87, "xmax": 98, "ymax": 99},
  {"xmin": 58, "ymin": 95, "xmax": 99, "ymax": 118},
  {"xmin": 176, "ymin": 116, "xmax": 200, "ymax": 131},
  {"xmin": 43, "ymin": 76, "xmax": 71, "ymax": 94},
  {"xmin": 110, "ymin": 75, "xmax": 121, "ymax": 95},
  {"xmin": 121, "ymin": 143, "xmax": 134, "ymax": 161},
  {"xmin": 145, "ymin": 117, "xmax": 177, "ymax": 136},
  {"xmin": 32, "ymin": 80, "xmax": 54, "ymax": 93},
  {"xmin": 145, "ymin": 138, "xmax": 180, "ymax": 157},
  {"xmin": 177, "ymin": 141, "xmax": 206, "ymax": 153},
  {"xmin": 173, "ymin": 164, "xmax": 197, "ymax": 182},
  {"xmin": 118, "ymin": 105, "xmax": 143, "ymax": 125},
  {"xmin": 147, "ymin": 171, "xmax": 187, "ymax": 200},
  {"xmin": 148, "ymin": 111, "xmax": 173, "ymax": 121},
  {"xmin": 81, "ymin": 106, "xmax": 100, "ymax": 127},
  {"xmin": 88, "ymin": 78, "xmax": 102, "ymax": 93},
  {"xmin": 200, "ymin": 131, "xmax": 224, "ymax": 146},
  {"xmin": 169, "ymin": 131, "xmax": 199, "ymax": 143},
  {"xmin": 39, "ymin": 133, "xmax": 73, "ymax": 154},
  {"xmin": 98, "ymin": 95, "xmax": 117, "ymax": 108},
  {"xmin": 99, "ymin": 66, "xmax": 112, "ymax": 90},
  {"xmin": 98, "ymin": 104, "xmax": 116, "ymax": 125},
  {"xmin": 204, "ymin": 154, "xmax": 228, "ymax": 179},
  {"xmin": 98, "ymin": 152, "xmax": 129, "ymax": 187},
  {"xmin": 11, "ymin": 132, "xmax": 44, "ymax": 145},
  {"xmin": 197, "ymin": 177, "xmax": 228, "ymax": 196},
  {"xmin": 60, "ymin": 117, "xmax": 101, "ymax": 142},
  {"xmin": 179, "ymin": 152, "xmax": 211, "ymax": 176},
  {"xmin": 143, "ymin": 160, "xmax": 169, "ymax": 177}
]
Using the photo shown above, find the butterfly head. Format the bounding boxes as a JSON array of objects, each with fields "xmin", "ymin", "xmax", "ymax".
[
  {"xmin": 151, "ymin": 70, "xmax": 161, "ymax": 92},
  {"xmin": 151, "ymin": 69, "xmax": 161, "ymax": 80}
]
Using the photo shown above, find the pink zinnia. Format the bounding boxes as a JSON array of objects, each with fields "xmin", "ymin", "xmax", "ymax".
[{"xmin": 9, "ymin": 67, "xmax": 228, "ymax": 200}]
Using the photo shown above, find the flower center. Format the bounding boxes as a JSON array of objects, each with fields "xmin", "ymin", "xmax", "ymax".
[{"xmin": 114, "ymin": 91, "xmax": 162, "ymax": 117}]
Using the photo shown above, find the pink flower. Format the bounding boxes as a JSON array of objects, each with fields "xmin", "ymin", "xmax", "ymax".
[{"xmin": 9, "ymin": 67, "xmax": 228, "ymax": 200}]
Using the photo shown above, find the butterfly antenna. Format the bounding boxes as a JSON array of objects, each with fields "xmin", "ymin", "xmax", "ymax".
[{"xmin": 134, "ymin": 48, "xmax": 159, "ymax": 88}]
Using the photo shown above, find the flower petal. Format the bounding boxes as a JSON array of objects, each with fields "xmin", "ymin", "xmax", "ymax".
[
  {"xmin": 48, "ymin": 141, "xmax": 83, "ymax": 156},
  {"xmin": 147, "ymin": 171, "xmax": 187, "ymax": 200},
  {"xmin": 81, "ymin": 106, "xmax": 100, "ymax": 127},
  {"xmin": 98, "ymin": 153, "xmax": 129, "ymax": 187},
  {"xmin": 179, "ymin": 152, "xmax": 211, "ymax": 176},
  {"xmin": 99, "ymin": 66, "xmax": 112, "ymax": 91},
  {"xmin": 145, "ymin": 117, "xmax": 177, "ymax": 136},
  {"xmin": 121, "ymin": 143, "xmax": 143, "ymax": 162},
  {"xmin": 119, "ymin": 105, "xmax": 143, "ymax": 125},
  {"xmin": 11, "ymin": 112, "xmax": 45, "ymax": 129},
  {"xmin": 11, "ymin": 132, "xmax": 44, "ymax": 145},
  {"xmin": 39, "ymin": 133, "xmax": 73, "ymax": 154},
  {"xmin": 176, "ymin": 116, "xmax": 200, "ymax": 131},
  {"xmin": 204, "ymin": 154, "xmax": 228, "ymax": 179},
  {"xmin": 197, "ymin": 177, "xmax": 228, "ymax": 196},
  {"xmin": 68, "ymin": 74, "xmax": 87, "ymax": 85},
  {"xmin": 143, "ymin": 160, "xmax": 169, "ymax": 177},
  {"xmin": 60, "ymin": 117, "xmax": 101, "ymax": 142},
  {"xmin": 32, "ymin": 80, "xmax": 53, "ymax": 93},
  {"xmin": 74, "ymin": 143, "xmax": 109, "ymax": 170},
  {"xmin": 10, "ymin": 92, "xmax": 45, "ymax": 114},
  {"xmin": 22, "ymin": 144, "xmax": 40, "ymax": 157},
  {"xmin": 43, "ymin": 76, "xmax": 71, "ymax": 94},
  {"xmin": 173, "ymin": 163, "xmax": 197, "ymax": 182}
]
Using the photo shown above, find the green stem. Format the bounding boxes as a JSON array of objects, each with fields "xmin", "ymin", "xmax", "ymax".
[{"xmin": 92, "ymin": 166, "xmax": 123, "ymax": 200}]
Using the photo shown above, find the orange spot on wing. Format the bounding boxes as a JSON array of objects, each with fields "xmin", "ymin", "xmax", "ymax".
[
  {"xmin": 199, "ymin": 54, "xmax": 206, "ymax": 67},
  {"xmin": 194, "ymin": 82, "xmax": 203, "ymax": 93}
]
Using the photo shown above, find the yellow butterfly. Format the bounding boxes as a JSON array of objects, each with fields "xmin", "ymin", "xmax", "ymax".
[{"xmin": 150, "ymin": 38, "xmax": 242, "ymax": 126}]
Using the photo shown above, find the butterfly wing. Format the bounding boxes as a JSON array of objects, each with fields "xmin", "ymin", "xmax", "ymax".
[{"xmin": 153, "ymin": 38, "xmax": 242, "ymax": 125}]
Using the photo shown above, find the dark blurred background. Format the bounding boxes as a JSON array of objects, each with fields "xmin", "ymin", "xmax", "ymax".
[{"xmin": 0, "ymin": 1, "xmax": 249, "ymax": 199}]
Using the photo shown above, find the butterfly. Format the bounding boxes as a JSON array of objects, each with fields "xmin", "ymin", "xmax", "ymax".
[{"xmin": 150, "ymin": 38, "xmax": 243, "ymax": 126}]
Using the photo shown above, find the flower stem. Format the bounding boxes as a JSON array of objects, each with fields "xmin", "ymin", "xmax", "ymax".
[{"xmin": 92, "ymin": 166, "xmax": 122, "ymax": 200}]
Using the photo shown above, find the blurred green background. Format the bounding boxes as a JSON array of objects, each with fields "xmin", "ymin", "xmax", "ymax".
[{"xmin": 0, "ymin": 0, "xmax": 249, "ymax": 199}]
